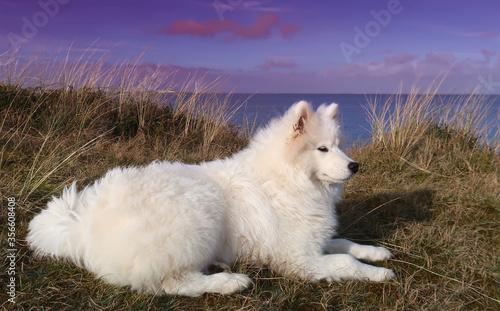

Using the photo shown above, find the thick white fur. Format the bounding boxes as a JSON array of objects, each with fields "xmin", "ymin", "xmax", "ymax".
[{"xmin": 27, "ymin": 101, "xmax": 395, "ymax": 297}]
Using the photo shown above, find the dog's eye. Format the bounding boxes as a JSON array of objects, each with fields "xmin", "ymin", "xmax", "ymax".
[{"xmin": 317, "ymin": 146, "xmax": 328, "ymax": 152}]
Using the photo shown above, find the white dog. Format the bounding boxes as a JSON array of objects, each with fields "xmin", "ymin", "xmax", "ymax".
[{"xmin": 27, "ymin": 101, "xmax": 395, "ymax": 297}]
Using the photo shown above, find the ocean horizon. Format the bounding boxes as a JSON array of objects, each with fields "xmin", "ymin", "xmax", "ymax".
[{"xmin": 226, "ymin": 93, "xmax": 500, "ymax": 149}]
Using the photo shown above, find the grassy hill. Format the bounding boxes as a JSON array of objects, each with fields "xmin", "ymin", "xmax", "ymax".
[{"xmin": 1, "ymin": 59, "xmax": 499, "ymax": 310}]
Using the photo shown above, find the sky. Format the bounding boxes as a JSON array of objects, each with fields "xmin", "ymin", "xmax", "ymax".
[{"xmin": 1, "ymin": 0, "xmax": 500, "ymax": 94}]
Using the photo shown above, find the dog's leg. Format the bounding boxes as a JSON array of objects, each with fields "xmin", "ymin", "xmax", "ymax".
[
  {"xmin": 324, "ymin": 238, "xmax": 393, "ymax": 262},
  {"xmin": 162, "ymin": 271, "xmax": 253, "ymax": 297},
  {"xmin": 296, "ymin": 254, "xmax": 395, "ymax": 282}
]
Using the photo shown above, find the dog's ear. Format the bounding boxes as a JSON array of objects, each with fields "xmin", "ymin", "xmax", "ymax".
[
  {"xmin": 294, "ymin": 115, "xmax": 306, "ymax": 135},
  {"xmin": 291, "ymin": 101, "xmax": 311, "ymax": 136},
  {"xmin": 324, "ymin": 103, "xmax": 339, "ymax": 120}
]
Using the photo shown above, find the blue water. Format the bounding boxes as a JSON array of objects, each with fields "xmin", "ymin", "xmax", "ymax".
[{"xmin": 229, "ymin": 94, "xmax": 500, "ymax": 149}]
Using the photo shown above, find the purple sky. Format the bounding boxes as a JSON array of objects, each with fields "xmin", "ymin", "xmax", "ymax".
[{"xmin": 1, "ymin": 0, "xmax": 500, "ymax": 93}]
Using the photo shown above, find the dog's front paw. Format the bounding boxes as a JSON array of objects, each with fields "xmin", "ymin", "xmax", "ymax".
[
  {"xmin": 369, "ymin": 246, "xmax": 393, "ymax": 262},
  {"xmin": 355, "ymin": 245, "xmax": 393, "ymax": 262},
  {"xmin": 369, "ymin": 267, "xmax": 395, "ymax": 282}
]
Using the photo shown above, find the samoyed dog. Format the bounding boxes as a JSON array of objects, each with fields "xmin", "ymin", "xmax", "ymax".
[{"xmin": 27, "ymin": 101, "xmax": 395, "ymax": 297}]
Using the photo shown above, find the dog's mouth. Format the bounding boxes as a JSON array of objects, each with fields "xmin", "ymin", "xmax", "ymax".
[{"xmin": 320, "ymin": 172, "xmax": 357, "ymax": 184}]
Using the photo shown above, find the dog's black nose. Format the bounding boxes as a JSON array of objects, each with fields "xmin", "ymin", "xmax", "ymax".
[{"xmin": 348, "ymin": 162, "xmax": 359, "ymax": 174}]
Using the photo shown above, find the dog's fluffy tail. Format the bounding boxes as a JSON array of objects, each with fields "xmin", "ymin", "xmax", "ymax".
[{"xmin": 27, "ymin": 182, "xmax": 85, "ymax": 262}]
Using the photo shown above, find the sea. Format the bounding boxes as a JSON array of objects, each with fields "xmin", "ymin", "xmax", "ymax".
[{"xmin": 227, "ymin": 93, "xmax": 500, "ymax": 149}]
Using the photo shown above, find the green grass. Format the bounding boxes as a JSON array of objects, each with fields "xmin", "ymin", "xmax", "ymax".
[{"xmin": 1, "ymin": 50, "xmax": 499, "ymax": 310}]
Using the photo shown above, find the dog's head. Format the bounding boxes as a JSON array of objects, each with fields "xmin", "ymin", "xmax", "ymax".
[{"xmin": 286, "ymin": 101, "xmax": 359, "ymax": 184}]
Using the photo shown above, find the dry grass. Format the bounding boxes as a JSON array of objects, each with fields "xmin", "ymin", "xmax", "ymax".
[
  {"xmin": 1, "ymin": 48, "xmax": 499, "ymax": 310},
  {"xmin": 0, "ymin": 46, "xmax": 246, "ymax": 191},
  {"xmin": 344, "ymin": 81, "xmax": 500, "ymax": 310}
]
